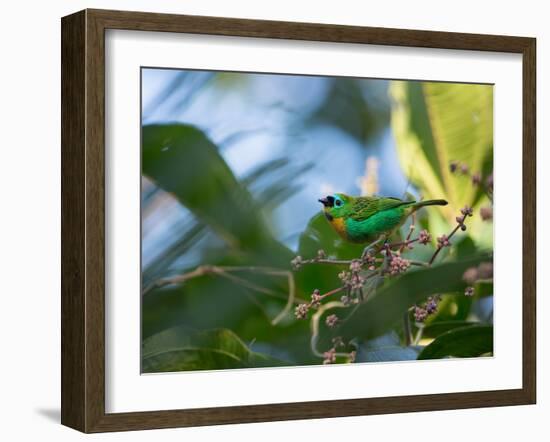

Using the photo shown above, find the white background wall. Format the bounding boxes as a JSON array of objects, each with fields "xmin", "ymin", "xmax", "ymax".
[{"xmin": 0, "ymin": 0, "xmax": 546, "ymax": 439}]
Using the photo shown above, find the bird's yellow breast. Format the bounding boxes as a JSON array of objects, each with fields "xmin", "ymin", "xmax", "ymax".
[{"xmin": 329, "ymin": 217, "xmax": 348, "ymax": 240}]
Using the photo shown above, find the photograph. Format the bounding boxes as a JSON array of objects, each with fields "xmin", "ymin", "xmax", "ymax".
[
  {"xmin": 140, "ymin": 68, "xmax": 494, "ymax": 373},
  {"xmin": 0, "ymin": 0, "xmax": 542, "ymax": 438}
]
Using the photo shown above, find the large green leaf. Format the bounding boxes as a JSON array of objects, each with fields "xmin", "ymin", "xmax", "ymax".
[
  {"xmin": 390, "ymin": 81, "xmax": 493, "ymax": 224},
  {"xmin": 142, "ymin": 124, "xmax": 274, "ymax": 252},
  {"xmin": 417, "ymin": 324, "xmax": 493, "ymax": 359},
  {"xmin": 142, "ymin": 327, "xmax": 288, "ymax": 373},
  {"xmin": 421, "ymin": 320, "xmax": 477, "ymax": 338},
  {"xmin": 337, "ymin": 254, "xmax": 491, "ymax": 342}
]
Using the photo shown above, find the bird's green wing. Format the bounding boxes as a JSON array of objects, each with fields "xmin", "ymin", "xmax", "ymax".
[{"xmin": 350, "ymin": 196, "xmax": 414, "ymax": 222}]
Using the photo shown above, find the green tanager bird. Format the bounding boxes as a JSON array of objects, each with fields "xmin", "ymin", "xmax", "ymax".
[{"xmin": 318, "ymin": 193, "xmax": 448, "ymax": 244}]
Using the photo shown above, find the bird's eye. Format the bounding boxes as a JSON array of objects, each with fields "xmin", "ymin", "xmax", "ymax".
[{"xmin": 335, "ymin": 199, "xmax": 342, "ymax": 207}]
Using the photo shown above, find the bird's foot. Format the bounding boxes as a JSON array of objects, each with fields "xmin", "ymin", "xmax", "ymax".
[
  {"xmin": 361, "ymin": 236, "xmax": 387, "ymax": 261},
  {"xmin": 361, "ymin": 247, "xmax": 373, "ymax": 261}
]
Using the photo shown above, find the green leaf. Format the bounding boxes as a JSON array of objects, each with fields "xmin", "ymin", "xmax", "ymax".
[
  {"xmin": 417, "ymin": 324, "xmax": 493, "ymax": 359},
  {"xmin": 454, "ymin": 235, "xmax": 478, "ymax": 260},
  {"xmin": 338, "ymin": 254, "xmax": 491, "ymax": 342},
  {"xmin": 390, "ymin": 81, "xmax": 493, "ymax": 237},
  {"xmin": 142, "ymin": 327, "xmax": 288, "ymax": 373},
  {"xmin": 142, "ymin": 124, "xmax": 274, "ymax": 252},
  {"xmin": 475, "ymin": 281, "xmax": 494, "ymax": 298},
  {"xmin": 422, "ymin": 320, "xmax": 478, "ymax": 338},
  {"xmin": 298, "ymin": 212, "xmax": 365, "ymax": 260}
]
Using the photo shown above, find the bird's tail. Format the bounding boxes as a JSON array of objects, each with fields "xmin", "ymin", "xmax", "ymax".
[{"xmin": 413, "ymin": 199, "xmax": 448, "ymax": 209}]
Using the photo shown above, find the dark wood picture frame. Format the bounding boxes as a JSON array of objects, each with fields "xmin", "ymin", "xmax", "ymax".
[{"xmin": 61, "ymin": 8, "xmax": 536, "ymax": 433}]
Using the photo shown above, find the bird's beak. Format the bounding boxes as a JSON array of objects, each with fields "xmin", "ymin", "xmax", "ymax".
[{"xmin": 318, "ymin": 196, "xmax": 334, "ymax": 207}]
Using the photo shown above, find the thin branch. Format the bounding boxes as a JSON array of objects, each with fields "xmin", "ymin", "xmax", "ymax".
[
  {"xmin": 142, "ymin": 265, "xmax": 216, "ymax": 295},
  {"xmin": 271, "ymin": 270, "xmax": 296, "ymax": 325},
  {"xmin": 428, "ymin": 223, "xmax": 462, "ymax": 265},
  {"xmin": 218, "ymin": 271, "xmax": 281, "ymax": 298},
  {"xmin": 400, "ymin": 213, "xmax": 416, "ymax": 253},
  {"xmin": 319, "ymin": 286, "xmax": 346, "ymax": 301},
  {"xmin": 298, "ymin": 258, "xmax": 355, "ymax": 266},
  {"xmin": 386, "ymin": 238, "xmax": 419, "ymax": 250}
]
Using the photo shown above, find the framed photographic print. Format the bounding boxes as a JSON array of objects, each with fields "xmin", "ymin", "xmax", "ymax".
[{"xmin": 61, "ymin": 9, "xmax": 536, "ymax": 433}]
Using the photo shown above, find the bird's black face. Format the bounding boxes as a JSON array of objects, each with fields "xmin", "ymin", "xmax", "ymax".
[
  {"xmin": 318, "ymin": 195, "xmax": 335, "ymax": 208},
  {"xmin": 319, "ymin": 194, "xmax": 345, "ymax": 208},
  {"xmin": 318, "ymin": 194, "xmax": 347, "ymax": 221}
]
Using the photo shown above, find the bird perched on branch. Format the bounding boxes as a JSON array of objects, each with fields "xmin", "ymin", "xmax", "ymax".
[{"xmin": 318, "ymin": 193, "xmax": 447, "ymax": 250}]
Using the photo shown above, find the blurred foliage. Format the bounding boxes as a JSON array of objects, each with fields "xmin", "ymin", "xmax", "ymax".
[
  {"xmin": 141, "ymin": 73, "xmax": 494, "ymax": 373},
  {"xmin": 307, "ymin": 78, "xmax": 390, "ymax": 143},
  {"xmin": 390, "ymin": 81, "xmax": 493, "ymax": 246},
  {"xmin": 143, "ymin": 124, "xmax": 274, "ymax": 253}
]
